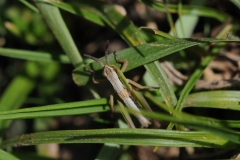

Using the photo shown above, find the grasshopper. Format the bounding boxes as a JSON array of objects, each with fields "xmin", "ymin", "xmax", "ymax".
[{"xmin": 84, "ymin": 44, "xmax": 159, "ymax": 128}]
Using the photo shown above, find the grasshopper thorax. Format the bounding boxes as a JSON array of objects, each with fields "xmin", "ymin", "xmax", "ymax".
[{"xmin": 103, "ymin": 65, "xmax": 117, "ymax": 78}]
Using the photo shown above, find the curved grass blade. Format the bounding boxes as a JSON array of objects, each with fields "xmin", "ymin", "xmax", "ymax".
[
  {"xmin": 44, "ymin": 0, "xmax": 177, "ymax": 110},
  {"xmin": 73, "ymin": 38, "xmax": 240, "ymax": 86},
  {"xmin": 126, "ymin": 109, "xmax": 240, "ymax": 144},
  {"xmin": 145, "ymin": 91, "xmax": 240, "ymax": 129},
  {"xmin": 1, "ymin": 129, "xmax": 237, "ymax": 149},
  {"xmin": 184, "ymin": 91, "xmax": 240, "ymax": 110},
  {"xmin": 139, "ymin": 0, "xmax": 229, "ymax": 22},
  {"xmin": 38, "ymin": 1, "xmax": 240, "ymax": 146},
  {"xmin": 173, "ymin": 52, "xmax": 218, "ymax": 113}
]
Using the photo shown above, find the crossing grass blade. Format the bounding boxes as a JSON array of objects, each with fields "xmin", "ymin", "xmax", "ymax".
[
  {"xmin": 73, "ymin": 38, "xmax": 240, "ymax": 86},
  {"xmin": 43, "ymin": 0, "xmax": 178, "ymax": 111},
  {"xmin": 139, "ymin": 0, "xmax": 229, "ymax": 22},
  {"xmin": 0, "ymin": 129, "xmax": 238, "ymax": 149}
]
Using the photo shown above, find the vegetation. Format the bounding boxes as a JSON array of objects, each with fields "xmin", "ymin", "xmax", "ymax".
[{"xmin": 0, "ymin": 0, "xmax": 240, "ymax": 159}]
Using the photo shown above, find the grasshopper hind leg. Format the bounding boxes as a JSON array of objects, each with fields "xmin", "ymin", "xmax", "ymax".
[
  {"xmin": 113, "ymin": 51, "xmax": 129, "ymax": 72},
  {"xmin": 127, "ymin": 79, "xmax": 160, "ymax": 90}
]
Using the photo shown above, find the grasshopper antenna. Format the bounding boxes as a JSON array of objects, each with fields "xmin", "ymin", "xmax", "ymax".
[
  {"xmin": 84, "ymin": 54, "xmax": 105, "ymax": 67},
  {"xmin": 105, "ymin": 40, "xmax": 110, "ymax": 65}
]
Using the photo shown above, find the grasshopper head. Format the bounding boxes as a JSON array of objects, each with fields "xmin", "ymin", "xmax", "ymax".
[{"xmin": 103, "ymin": 65, "xmax": 117, "ymax": 78}]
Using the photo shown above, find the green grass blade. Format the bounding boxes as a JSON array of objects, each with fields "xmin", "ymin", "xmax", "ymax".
[
  {"xmin": 231, "ymin": 0, "xmax": 240, "ymax": 9},
  {"xmin": 175, "ymin": 52, "xmax": 218, "ymax": 111},
  {"xmin": 44, "ymin": 1, "xmax": 176, "ymax": 114},
  {"xmin": 35, "ymin": 0, "xmax": 82, "ymax": 67},
  {"xmin": 169, "ymin": 60, "xmax": 211, "ymax": 130},
  {"xmin": 139, "ymin": 0, "xmax": 229, "ymax": 22},
  {"xmin": 45, "ymin": 0, "xmax": 145, "ymax": 46},
  {"xmin": 145, "ymin": 91, "xmax": 240, "ymax": 129},
  {"xmin": 73, "ymin": 38, "xmax": 240, "ymax": 86},
  {"xmin": 0, "ymin": 48, "xmax": 70, "ymax": 63},
  {"xmin": 0, "ymin": 149, "xmax": 19, "ymax": 160},
  {"xmin": 19, "ymin": 0, "xmax": 39, "ymax": 13},
  {"xmin": 0, "ymin": 99, "xmax": 109, "ymax": 120},
  {"xmin": 219, "ymin": 120, "xmax": 240, "ymax": 128},
  {"xmin": 0, "ymin": 75, "xmax": 35, "ymax": 140},
  {"xmin": 12, "ymin": 153, "xmax": 55, "ymax": 160},
  {"xmin": 39, "ymin": 0, "xmax": 105, "ymax": 27},
  {"xmin": 95, "ymin": 143, "xmax": 121, "ymax": 160},
  {"xmin": 0, "ymin": 76, "xmax": 35, "ymax": 112},
  {"xmin": 145, "ymin": 61, "xmax": 177, "ymax": 108},
  {"xmin": 1, "ymin": 129, "xmax": 237, "ymax": 149},
  {"xmin": 127, "ymin": 109, "xmax": 240, "ymax": 144},
  {"xmin": 171, "ymin": 0, "xmax": 206, "ymax": 37},
  {"xmin": 184, "ymin": 91, "xmax": 240, "ymax": 110},
  {"xmin": 163, "ymin": 0, "xmax": 177, "ymax": 36}
]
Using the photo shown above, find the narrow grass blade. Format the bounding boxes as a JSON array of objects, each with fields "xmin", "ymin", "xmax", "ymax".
[
  {"xmin": 139, "ymin": 0, "xmax": 229, "ymax": 22},
  {"xmin": 19, "ymin": 0, "xmax": 39, "ymax": 13},
  {"xmin": 0, "ymin": 75, "xmax": 35, "ymax": 137},
  {"xmin": 170, "ymin": 0, "xmax": 206, "ymax": 37},
  {"xmin": 1, "ymin": 129, "xmax": 237, "ymax": 149},
  {"xmin": 127, "ymin": 109, "xmax": 240, "ymax": 144},
  {"xmin": 38, "ymin": 0, "xmax": 105, "ymax": 27},
  {"xmin": 44, "ymin": 0, "xmax": 177, "ymax": 110},
  {"xmin": 0, "ymin": 99, "xmax": 109, "ymax": 120},
  {"xmin": 145, "ymin": 61, "xmax": 177, "ymax": 108},
  {"xmin": 0, "ymin": 76, "xmax": 35, "ymax": 112},
  {"xmin": 35, "ymin": 0, "xmax": 82, "ymax": 67},
  {"xmin": 0, "ymin": 48, "xmax": 70, "ymax": 63},
  {"xmin": 145, "ymin": 91, "xmax": 240, "ymax": 129}
]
